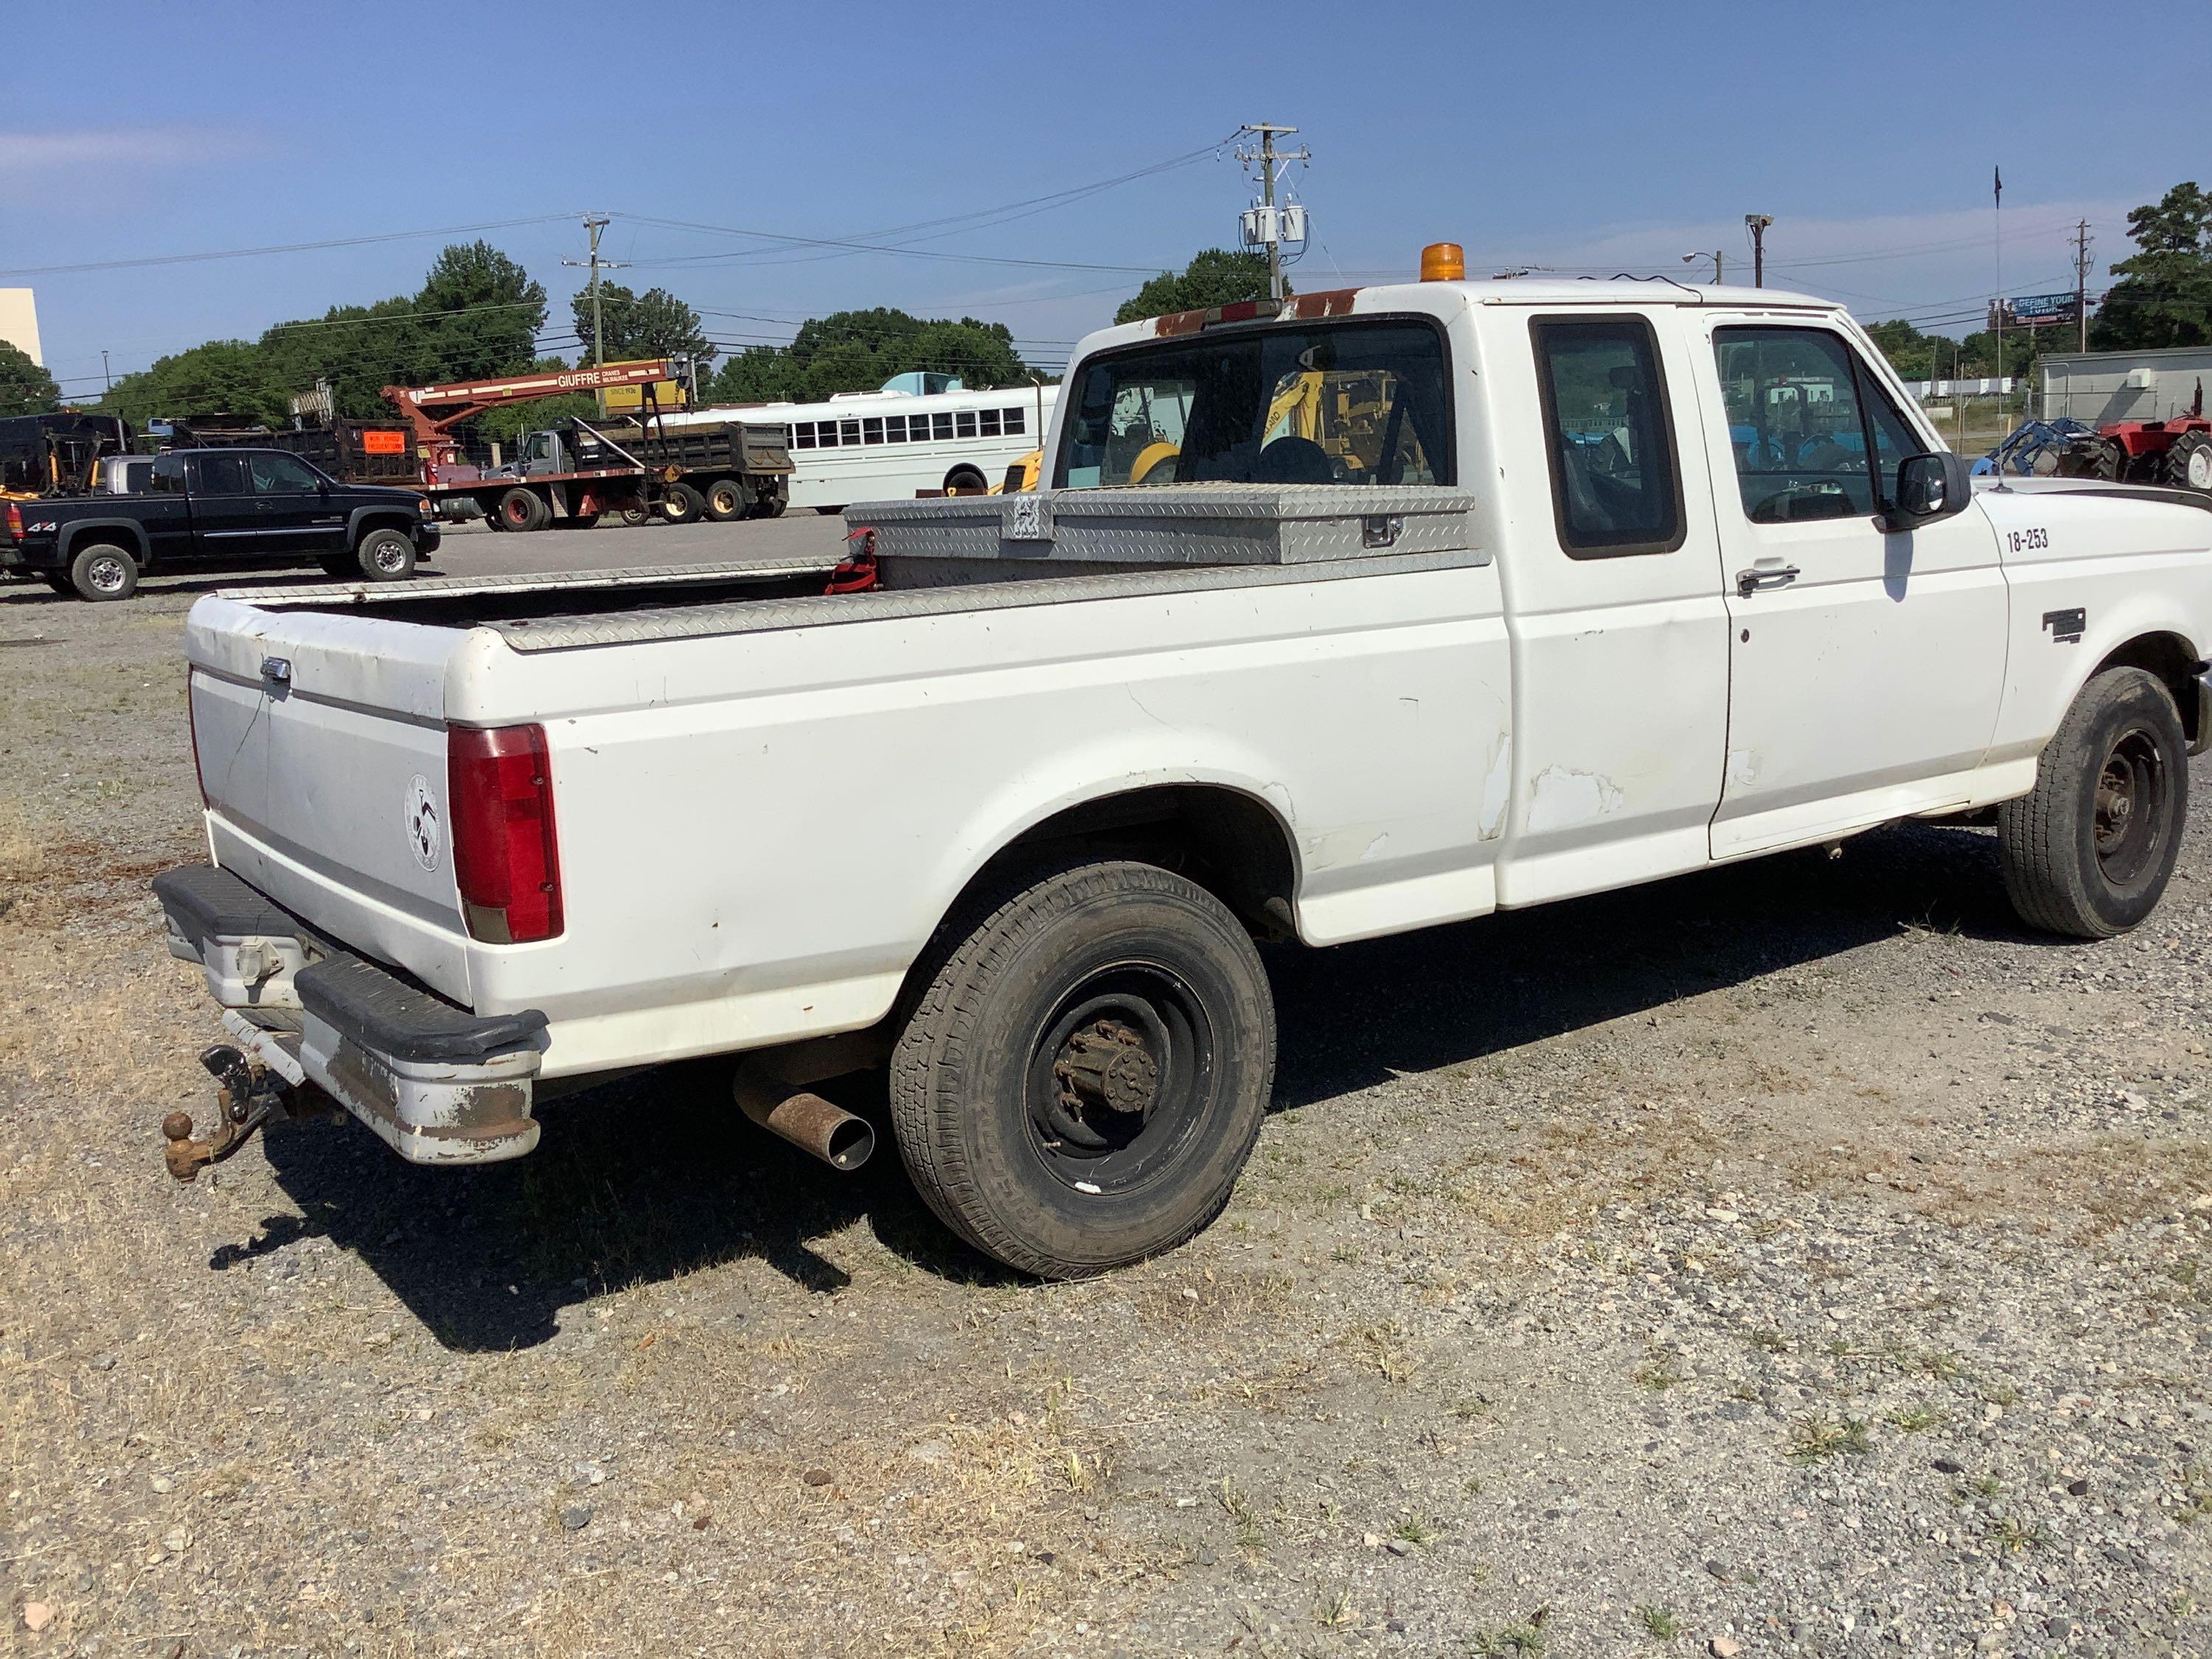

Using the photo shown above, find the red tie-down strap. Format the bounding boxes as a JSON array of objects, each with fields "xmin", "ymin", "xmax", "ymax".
[{"xmin": 827, "ymin": 527, "xmax": 880, "ymax": 593}]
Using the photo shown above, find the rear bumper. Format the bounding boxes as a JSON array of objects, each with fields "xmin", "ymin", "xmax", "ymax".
[{"xmin": 153, "ymin": 863, "xmax": 546, "ymax": 1164}]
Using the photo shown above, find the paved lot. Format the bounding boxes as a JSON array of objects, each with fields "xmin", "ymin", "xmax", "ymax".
[{"xmin": 1, "ymin": 557, "xmax": 2208, "ymax": 1657}]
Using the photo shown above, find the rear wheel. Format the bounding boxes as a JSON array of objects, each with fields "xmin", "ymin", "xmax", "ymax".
[
  {"xmin": 1998, "ymin": 667, "xmax": 2188, "ymax": 938},
  {"xmin": 495, "ymin": 487, "xmax": 550, "ymax": 532},
  {"xmin": 316, "ymin": 554, "xmax": 357, "ymax": 579},
  {"xmin": 889, "ymin": 859, "xmax": 1276, "ymax": 1278},
  {"xmin": 660, "ymin": 481, "xmax": 706, "ymax": 525},
  {"xmin": 756, "ymin": 493, "xmax": 787, "ymax": 519},
  {"xmin": 41, "ymin": 574, "xmax": 74, "ymax": 596},
  {"xmin": 945, "ymin": 466, "xmax": 987, "ymax": 495},
  {"xmin": 2163, "ymin": 430, "xmax": 2212, "ymax": 495},
  {"xmin": 2061, "ymin": 437, "xmax": 2129, "ymax": 481},
  {"xmin": 619, "ymin": 505, "xmax": 652, "ymax": 527},
  {"xmin": 354, "ymin": 527, "xmax": 417, "ymax": 582},
  {"xmin": 69, "ymin": 543, "xmax": 139, "ymax": 602},
  {"xmin": 703, "ymin": 477, "xmax": 749, "ymax": 521}
]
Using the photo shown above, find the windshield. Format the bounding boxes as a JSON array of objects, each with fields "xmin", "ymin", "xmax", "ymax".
[{"xmin": 1053, "ymin": 319, "xmax": 1453, "ymax": 490}]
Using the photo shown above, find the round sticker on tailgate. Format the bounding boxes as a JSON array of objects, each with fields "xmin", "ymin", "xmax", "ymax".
[{"xmin": 405, "ymin": 773, "xmax": 442, "ymax": 871}]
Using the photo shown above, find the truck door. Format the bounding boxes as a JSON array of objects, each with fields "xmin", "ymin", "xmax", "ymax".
[
  {"xmin": 247, "ymin": 451, "xmax": 347, "ymax": 555},
  {"xmin": 1492, "ymin": 312, "xmax": 1732, "ymax": 906},
  {"xmin": 1695, "ymin": 321, "xmax": 2006, "ymax": 858},
  {"xmin": 182, "ymin": 452, "xmax": 258, "ymax": 557}
]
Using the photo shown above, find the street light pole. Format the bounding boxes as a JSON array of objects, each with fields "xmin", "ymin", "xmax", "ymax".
[{"xmin": 1745, "ymin": 215, "xmax": 1773, "ymax": 288}]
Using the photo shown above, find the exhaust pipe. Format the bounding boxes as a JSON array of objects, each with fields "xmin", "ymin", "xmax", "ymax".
[{"xmin": 732, "ymin": 1041, "xmax": 882, "ymax": 1172}]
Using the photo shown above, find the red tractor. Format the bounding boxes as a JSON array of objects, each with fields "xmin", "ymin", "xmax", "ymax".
[{"xmin": 2058, "ymin": 379, "xmax": 2211, "ymax": 495}]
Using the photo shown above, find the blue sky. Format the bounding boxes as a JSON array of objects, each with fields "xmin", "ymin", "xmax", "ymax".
[{"xmin": 6, "ymin": 0, "xmax": 2205, "ymax": 397}]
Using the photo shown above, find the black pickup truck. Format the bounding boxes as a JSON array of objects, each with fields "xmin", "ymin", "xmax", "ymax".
[{"xmin": 1, "ymin": 448, "xmax": 439, "ymax": 600}]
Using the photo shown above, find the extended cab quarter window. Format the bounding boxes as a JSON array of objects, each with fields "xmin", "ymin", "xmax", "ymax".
[
  {"xmin": 1055, "ymin": 319, "xmax": 1452, "ymax": 490},
  {"xmin": 1532, "ymin": 316, "xmax": 1686, "ymax": 557},
  {"xmin": 190, "ymin": 453, "xmax": 251, "ymax": 495},
  {"xmin": 1713, "ymin": 327, "xmax": 1921, "ymax": 523}
]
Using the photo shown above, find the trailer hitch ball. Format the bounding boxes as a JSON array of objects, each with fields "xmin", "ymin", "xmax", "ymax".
[{"xmin": 160, "ymin": 1044, "xmax": 305, "ymax": 1183}]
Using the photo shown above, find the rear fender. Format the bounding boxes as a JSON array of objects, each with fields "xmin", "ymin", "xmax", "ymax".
[{"xmin": 55, "ymin": 517, "xmax": 151, "ymax": 564}]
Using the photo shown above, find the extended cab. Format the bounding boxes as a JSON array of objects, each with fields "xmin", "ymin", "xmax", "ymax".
[
  {"xmin": 152, "ymin": 268, "xmax": 2212, "ymax": 1276},
  {"xmin": 3, "ymin": 447, "xmax": 439, "ymax": 600}
]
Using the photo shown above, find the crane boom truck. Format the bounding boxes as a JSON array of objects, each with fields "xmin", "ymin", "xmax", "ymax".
[{"xmin": 383, "ymin": 362, "xmax": 793, "ymax": 530}]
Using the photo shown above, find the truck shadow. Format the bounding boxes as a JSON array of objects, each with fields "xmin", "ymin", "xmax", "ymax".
[{"xmin": 242, "ymin": 819, "xmax": 2026, "ymax": 1352}]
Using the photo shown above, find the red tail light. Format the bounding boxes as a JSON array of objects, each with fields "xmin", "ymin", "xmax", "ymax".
[
  {"xmin": 448, "ymin": 724, "xmax": 563, "ymax": 944},
  {"xmin": 4, "ymin": 503, "xmax": 21, "ymax": 541}
]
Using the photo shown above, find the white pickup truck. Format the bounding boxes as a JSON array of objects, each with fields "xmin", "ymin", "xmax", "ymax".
[{"xmin": 154, "ymin": 259, "xmax": 2212, "ymax": 1277}]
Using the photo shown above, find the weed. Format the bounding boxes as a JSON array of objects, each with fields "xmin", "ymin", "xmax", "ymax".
[
  {"xmin": 1390, "ymin": 1514, "xmax": 1441, "ymax": 1550},
  {"xmin": 1747, "ymin": 1328, "xmax": 1790, "ymax": 1354},
  {"xmin": 1217, "ymin": 1478, "xmax": 1264, "ymax": 1554},
  {"xmin": 1787, "ymin": 1416, "xmax": 1872, "ymax": 1464},
  {"xmin": 1990, "ymin": 1513, "xmax": 2051, "ymax": 1552},
  {"xmin": 1315, "ymin": 1587, "xmax": 1356, "ymax": 1628},
  {"xmin": 1633, "ymin": 1362, "xmax": 1683, "ymax": 1393},
  {"xmin": 1467, "ymin": 1619, "xmax": 1547, "ymax": 1656},
  {"xmin": 1980, "ymin": 1380, "xmax": 2022, "ymax": 1408},
  {"xmin": 1888, "ymin": 1405, "xmax": 1945, "ymax": 1433},
  {"xmin": 1637, "ymin": 1604, "xmax": 1680, "ymax": 1640}
]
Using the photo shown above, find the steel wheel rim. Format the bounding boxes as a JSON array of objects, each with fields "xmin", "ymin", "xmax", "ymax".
[
  {"xmin": 87, "ymin": 554, "xmax": 128, "ymax": 594},
  {"xmin": 711, "ymin": 484, "xmax": 740, "ymax": 515},
  {"xmin": 370, "ymin": 538, "xmax": 406, "ymax": 574},
  {"xmin": 2188, "ymin": 448, "xmax": 2212, "ymax": 490},
  {"xmin": 1023, "ymin": 961, "xmax": 1214, "ymax": 1194},
  {"xmin": 2093, "ymin": 726, "xmax": 2166, "ymax": 887}
]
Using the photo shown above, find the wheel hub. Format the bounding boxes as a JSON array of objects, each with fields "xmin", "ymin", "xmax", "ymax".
[{"xmin": 1054, "ymin": 1019, "xmax": 1159, "ymax": 1119}]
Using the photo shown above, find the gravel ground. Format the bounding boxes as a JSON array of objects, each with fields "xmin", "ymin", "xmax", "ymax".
[{"xmin": 1, "ymin": 538, "xmax": 2208, "ymax": 1658}]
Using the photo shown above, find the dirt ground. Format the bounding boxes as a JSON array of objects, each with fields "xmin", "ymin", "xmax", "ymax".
[{"xmin": 1, "ymin": 539, "xmax": 2208, "ymax": 1658}]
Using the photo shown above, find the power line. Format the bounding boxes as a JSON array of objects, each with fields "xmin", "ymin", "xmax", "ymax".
[{"xmin": 0, "ymin": 214, "xmax": 577, "ymax": 279}]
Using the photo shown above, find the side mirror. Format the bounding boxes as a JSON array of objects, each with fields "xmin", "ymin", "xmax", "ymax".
[{"xmin": 1885, "ymin": 451, "xmax": 1971, "ymax": 531}]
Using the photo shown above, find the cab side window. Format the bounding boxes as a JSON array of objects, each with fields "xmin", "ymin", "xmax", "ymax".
[
  {"xmin": 249, "ymin": 453, "xmax": 321, "ymax": 493},
  {"xmin": 1531, "ymin": 317, "xmax": 1686, "ymax": 557},
  {"xmin": 1713, "ymin": 327, "xmax": 1921, "ymax": 523}
]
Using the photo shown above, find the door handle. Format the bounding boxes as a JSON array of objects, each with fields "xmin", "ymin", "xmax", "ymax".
[{"xmin": 1736, "ymin": 562, "xmax": 1801, "ymax": 597}]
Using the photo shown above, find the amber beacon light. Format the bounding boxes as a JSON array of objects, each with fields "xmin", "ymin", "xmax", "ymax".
[{"xmin": 1419, "ymin": 242, "xmax": 1466, "ymax": 282}]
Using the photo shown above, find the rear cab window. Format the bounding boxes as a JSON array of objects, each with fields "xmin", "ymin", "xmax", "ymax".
[
  {"xmin": 1531, "ymin": 316, "xmax": 1686, "ymax": 557},
  {"xmin": 1054, "ymin": 318, "xmax": 1455, "ymax": 490}
]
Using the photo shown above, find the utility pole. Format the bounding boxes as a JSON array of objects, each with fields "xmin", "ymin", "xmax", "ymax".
[
  {"xmin": 563, "ymin": 214, "xmax": 627, "ymax": 416},
  {"xmin": 1745, "ymin": 215, "xmax": 1773, "ymax": 287},
  {"xmin": 100, "ymin": 349, "xmax": 111, "ymax": 396},
  {"xmin": 1236, "ymin": 123, "xmax": 1310, "ymax": 302},
  {"xmin": 2072, "ymin": 218, "xmax": 2094, "ymax": 354},
  {"xmin": 562, "ymin": 215, "xmax": 627, "ymax": 370},
  {"xmin": 1681, "ymin": 250, "xmax": 1722, "ymax": 284}
]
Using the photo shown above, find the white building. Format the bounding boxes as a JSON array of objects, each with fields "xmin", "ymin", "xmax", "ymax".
[
  {"xmin": 2039, "ymin": 346, "xmax": 2212, "ymax": 425},
  {"xmin": 0, "ymin": 289, "xmax": 41, "ymax": 366}
]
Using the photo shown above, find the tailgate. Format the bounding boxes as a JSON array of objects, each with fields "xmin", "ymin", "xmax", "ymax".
[{"xmin": 184, "ymin": 596, "xmax": 475, "ymax": 1000}]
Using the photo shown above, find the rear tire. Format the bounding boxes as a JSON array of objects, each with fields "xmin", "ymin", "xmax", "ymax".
[
  {"xmin": 1998, "ymin": 667, "xmax": 2188, "ymax": 938},
  {"xmin": 660, "ymin": 481, "xmax": 706, "ymax": 525},
  {"xmin": 945, "ymin": 466, "xmax": 987, "ymax": 495},
  {"xmin": 354, "ymin": 528, "xmax": 417, "ymax": 582},
  {"xmin": 889, "ymin": 859, "xmax": 1276, "ymax": 1279},
  {"xmin": 2062, "ymin": 437, "xmax": 2129, "ymax": 482},
  {"xmin": 69, "ymin": 543, "xmax": 139, "ymax": 602},
  {"xmin": 2163, "ymin": 430, "xmax": 2212, "ymax": 495},
  {"xmin": 495, "ymin": 487, "xmax": 550, "ymax": 532},
  {"xmin": 703, "ymin": 477, "xmax": 749, "ymax": 521},
  {"xmin": 317, "ymin": 554, "xmax": 357, "ymax": 579},
  {"xmin": 619, "ymin": 506, "xmax": 652, "ymax": 528}
]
